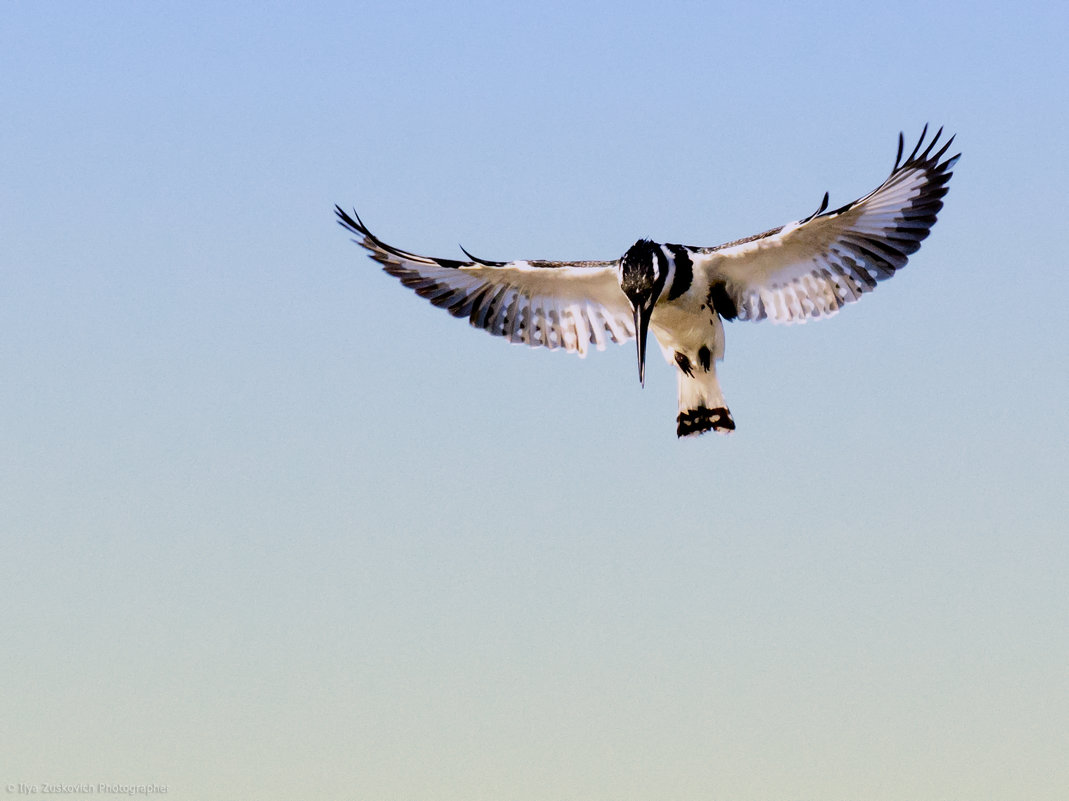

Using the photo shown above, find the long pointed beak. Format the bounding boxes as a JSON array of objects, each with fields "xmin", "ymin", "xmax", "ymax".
[{"xmin": 633, "ymin": 304, "xmax": 651, "ymax": 387}]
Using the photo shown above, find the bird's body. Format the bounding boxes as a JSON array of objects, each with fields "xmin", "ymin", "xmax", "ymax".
[
  {"xmin": 338, "ymin": 127, "xmax": 958, "ymax": 437},
  {"xmin": 649, "ymin": 260, "xmax": 734, "ymax": 435}
]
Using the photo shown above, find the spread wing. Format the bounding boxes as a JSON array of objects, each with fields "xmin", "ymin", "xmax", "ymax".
[
  {"xmin": 336, "ymin": 208, "xmax": 634, "ymax": 355},
  {"xmin": 694, "ymin": 126, "xmax": 960, "ymax": 323}
]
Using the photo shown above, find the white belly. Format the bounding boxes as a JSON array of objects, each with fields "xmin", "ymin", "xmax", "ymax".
[{"xmin": 649, "ymin": 299, "xmax": 726, "ymax": 365}]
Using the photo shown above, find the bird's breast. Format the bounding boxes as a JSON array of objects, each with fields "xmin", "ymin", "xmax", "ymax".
[{"xmin": 649, "ymin": 295, "xmax": 726, "ymax": 366}]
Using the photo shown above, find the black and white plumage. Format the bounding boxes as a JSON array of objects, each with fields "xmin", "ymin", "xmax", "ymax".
[{"xmin": 338, "ymin": 127, "xmax": 959, "ymax": 438}]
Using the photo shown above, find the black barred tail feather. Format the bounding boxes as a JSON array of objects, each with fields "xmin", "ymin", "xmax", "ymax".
[
  {"xmin": 676, "ymin": 368, "xmax": 735, "ymax": 437},
  {"xmin": 677, "ymin": 406, "xmax": 735, "ymax": 437}
]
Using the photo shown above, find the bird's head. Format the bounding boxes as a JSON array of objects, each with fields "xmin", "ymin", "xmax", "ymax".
[{"xmin": 619, "ymin": 239, "xmax": 666, "ymax": 387}]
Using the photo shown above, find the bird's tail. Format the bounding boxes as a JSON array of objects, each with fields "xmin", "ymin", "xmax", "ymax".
[{"xmin": 676, "ymin": 367, "xmax": 735, "ymax": 437}]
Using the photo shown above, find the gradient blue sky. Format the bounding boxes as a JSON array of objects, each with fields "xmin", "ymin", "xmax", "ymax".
[{"xmin": 3, "ymin": 2, "xmax": 1067, "ymax": 800}]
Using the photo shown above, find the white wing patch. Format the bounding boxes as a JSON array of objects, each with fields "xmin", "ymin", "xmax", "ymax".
[
  {"xmin": 336, "ymin": 209, "xmax": 635, "ymax": 355},
  {"xmin": 696, "ymin": 126, "xmax": 959, "ymax": 324}
]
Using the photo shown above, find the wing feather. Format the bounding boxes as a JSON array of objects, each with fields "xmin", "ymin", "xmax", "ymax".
[
  {"xmin": 694, "ymin": 127, "xmax": 959, "ymax": 323},
  {"xmin": 336, "ymin": 208, "xmax": 635, "ymax": 355}
]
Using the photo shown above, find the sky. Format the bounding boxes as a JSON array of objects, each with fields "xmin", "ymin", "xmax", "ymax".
[{"xmin": 2, "ymin": 2, "xmax": 1067, "ymax": 799}]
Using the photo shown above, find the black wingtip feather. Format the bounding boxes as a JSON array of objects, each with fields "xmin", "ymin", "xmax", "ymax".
[
  {"xmin": 334, "ymin": 205, "xmax": 365, "ymax": 236},
  {"xmin": 906, "ymin": 123, "xmax": 929, "ymax": 164},
  {"xmin": 932, "ymin": 133, "xmax": 956, "ymax": 163},
  {"xmin": 459, "ymin": 244, "xmax": 506, "ymax": 267},
  {"xmin": 335, "ymin": 205, "xmax": 377, "ymax": 242},
  {"xmin": 892, "ymin": 126, "xmax": 960, "ymax": 179},
  {"xmin": 801, "ymin": 191, "xmax": 831, "ymax": 223},
  {"xmin": 335, "ymin": 207, "xmax": 459, "ymax": 267},
  {"xmin": 919, "ymin": 126, "xmax": 944, "ymax": 161}
]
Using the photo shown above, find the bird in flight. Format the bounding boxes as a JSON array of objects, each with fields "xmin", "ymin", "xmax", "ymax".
[{"xmin": 337, "ymin": 126, "xmax": 958, "ymax": 438}]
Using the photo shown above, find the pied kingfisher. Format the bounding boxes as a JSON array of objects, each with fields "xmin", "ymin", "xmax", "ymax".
[{"xmin": 338, "ymin": 127, "xmax": 958, "ymax": 438}]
